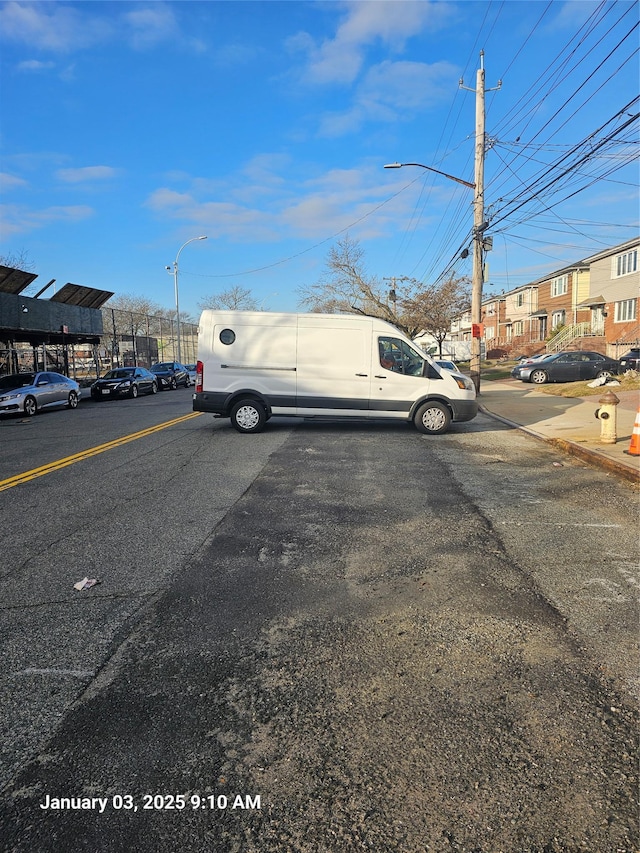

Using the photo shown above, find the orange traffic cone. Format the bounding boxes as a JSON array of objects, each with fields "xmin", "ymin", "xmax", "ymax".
[{"xmin": 624, "ymin": 408, "xmax": 640, "ymax": 456}]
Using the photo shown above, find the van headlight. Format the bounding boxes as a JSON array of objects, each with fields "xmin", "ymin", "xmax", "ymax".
[{"xmin": 453, "ymin": 375, "xmax": 475, "ymax": 391}]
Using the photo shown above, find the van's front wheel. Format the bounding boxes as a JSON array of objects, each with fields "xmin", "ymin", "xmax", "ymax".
[
  {"xmin": 230, "ymin": 399, "xmax": 267, "ymax": 433},
  {"xmin": 414, "ymin": 401, "xmax": 451, "ymax": 434}
]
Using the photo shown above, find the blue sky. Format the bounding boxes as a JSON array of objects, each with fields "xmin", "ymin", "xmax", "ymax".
[{"xmin": 1, "ymin": 0, "xmax": 638, "ymax": 321}]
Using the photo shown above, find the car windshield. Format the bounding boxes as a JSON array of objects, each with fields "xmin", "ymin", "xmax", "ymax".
[
  {"xmin": 0, "ymin": 373, "xmax": 35, "ymax": 390},
  {"xmin": 103, "ymin": 369, "xmax": 134, "ymax": 379},
  {"xmin": 151, "ymin": 364, "xmax": 172, "ymax": 371}
]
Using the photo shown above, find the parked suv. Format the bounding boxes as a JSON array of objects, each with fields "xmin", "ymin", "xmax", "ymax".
[{"xmin": 618, "ymin": 348, "xmax": 640, "ymax": 372}]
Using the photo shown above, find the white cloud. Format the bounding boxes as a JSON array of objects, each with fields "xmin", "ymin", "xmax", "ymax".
[
  {"xmin": 145, "ymin": 187, "xmax": 280, "ymax": 242},
  {"xmin": 546, "ymin": 1, "xmax": 598, "ymax": 34},
  {"xmin": 55, "ymin": 166, "xmax": 120, "ymax": 183},
  {"xmin": 16, "ymin": 58, "xmax": 55, "ymax": 72},
  {"xmin": 0, "ymin": 172, "xmax": 28, "ymax": 191},
  {"xmin": 361, "ymin": 59, "xmax": 457, "ymax": 109},
  {"xmin": 316, "ymin": 58, "xmax": 459, "ymax": 137},
  {"xmin": 0, "ymin": 1, "xmax": 113, "ymax": 52},
  {"xmin": 123, "ymin": 5, "xmax": 177, "ymax": 50},
  {"xmin": 0, "ymin": 203, "xmax": 93, "ymax": 237},
  {"xmin": 292, "ymin": 0, "xmax": 449, "ymax": 86},
  {"xmin": 144, "ymin": 161, "xmax": 397, "ymax": 244},
  {"xmin": 0, "ymin": 1, "xmax": 194, "ymax": 54}
]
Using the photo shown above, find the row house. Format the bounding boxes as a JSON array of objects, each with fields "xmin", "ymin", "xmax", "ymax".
[
  {"xmin": 451, "ymin": 239, "xmax": 639, "ymax": 359},
  {"xmin": 578, "ymin": 241, "xmax": 639, "ymax": 356}
]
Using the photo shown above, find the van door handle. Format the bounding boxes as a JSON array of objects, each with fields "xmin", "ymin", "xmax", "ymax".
[
  {"xmin": 374, "ymin": 375, "xmax": 386, "ymax": 379},
  {"xmin": 355, "ymin": 373, "xmax": 368, "ymax": 377}
]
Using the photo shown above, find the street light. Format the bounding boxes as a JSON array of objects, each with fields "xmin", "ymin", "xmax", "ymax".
[
  {"xmin": 384, "ymin": 162, "xmax": 475, "ymax": 190},
  {"xmin": 384, "ymin": 161, "xmax": 484, "ymax": 391},
  {"xmin": 168, "ymin": 236, "xmax": 207, "ymax": 363}
]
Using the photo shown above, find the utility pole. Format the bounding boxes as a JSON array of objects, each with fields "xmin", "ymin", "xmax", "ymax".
[
  {"xmin": 460, "ymin": 51, "xmax": 500, "ymax": 392},
  {"xmin": 383, "ymin": 276, "xmax": 411, "ymax": 320}
]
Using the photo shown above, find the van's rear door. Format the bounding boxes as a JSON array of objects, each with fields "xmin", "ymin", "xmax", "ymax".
[{"xmin": 295, "ymin": 317, "xmax": 370, "ymax": 416}]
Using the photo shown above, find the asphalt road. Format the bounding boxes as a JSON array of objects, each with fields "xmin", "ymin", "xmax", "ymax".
[{"xmin": 0, "ymin": 396, "xmax": 638, "ymax": 852}]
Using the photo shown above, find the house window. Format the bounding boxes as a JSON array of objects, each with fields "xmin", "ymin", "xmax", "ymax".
[
  {"xmin": 484, "ymin": 325, "xmax": 495, "ymax": 339},
  {"xmin": 551, "ymin": 310, "xmax": 565, "ymax": 329},
  {"xmin": 551, "ymin": 275, "xmax": 568, "ymax": 297},
  {"xmin": 614, "ymin": 249, "xmax": 638, "ymax": 278},
  {"xmin": 486, "ymin": 302, "xmax": 496, "ymax": 316},
  {"xmin": 614, "ymin": 299, "xmax": 637, "ymax": 323},
  {"xmin": 514, "ymin": 321, "xmax": 524, "ymax": 336},
  {"xmin": 515, "ymin": 293, "xmax": 525, "ymax": 307}
]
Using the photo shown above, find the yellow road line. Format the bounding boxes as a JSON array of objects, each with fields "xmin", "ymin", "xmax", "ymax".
[{"xmin": 0, "ymin": 411, "xmax": 202, "ymax": 493}]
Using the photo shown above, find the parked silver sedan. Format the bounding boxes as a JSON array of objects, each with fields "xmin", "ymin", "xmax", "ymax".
[{"xmin": 0, "ymin": 371, "xmax": 80, "ymax": 417}]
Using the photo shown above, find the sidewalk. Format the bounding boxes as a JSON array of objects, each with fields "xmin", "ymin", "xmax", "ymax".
[{"xmin": 477, "ymin": 378, "xmax": 640, "ymax": 484}]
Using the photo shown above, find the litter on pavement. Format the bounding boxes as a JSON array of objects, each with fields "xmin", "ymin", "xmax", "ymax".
[{"xmin": 73, "ymin": 577, "xmax": 100, "ymax": 591}]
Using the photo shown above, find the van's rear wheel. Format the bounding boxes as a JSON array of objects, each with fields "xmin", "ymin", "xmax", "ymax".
[
  {"xmin": 414, "ymin": 401, "xmax": 451, "ymax": 434},
  {"xmin": 230, "ymin": 399, "xmax": 267, "ymax": 433}
]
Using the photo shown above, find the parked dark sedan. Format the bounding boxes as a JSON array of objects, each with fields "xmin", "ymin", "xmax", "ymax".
[
  {"xmin": 150, "ymin": 361, "xmax": 190, "ymax": 389},
  {"xmin": 618, "ymin": 348, "xmax": 640, "ymax": 372},
  {"xmin": 518, "ymin": 350, "xmax": 620, "ymax": 384},
  {"xmin": 91, "ymin": 367, "xmax": 158, "ymax": 399},
  {"xmin": 0, "ymin": 371, "xmax": 80, "ymax": 417}
]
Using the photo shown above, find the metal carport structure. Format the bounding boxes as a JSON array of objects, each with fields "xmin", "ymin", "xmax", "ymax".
[{"xmin": 0, "ymin": 266, "xmax": 113, "ymax": 375}]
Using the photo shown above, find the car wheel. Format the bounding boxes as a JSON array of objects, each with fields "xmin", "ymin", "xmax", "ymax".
[
  {"xmin": 151, "ymin": 381, "xmax": 158, "ymax": 394},
  {"xmin": 530, "ymin": 369, "xmax": 548, "ymax": 384},
  {"xmin": 413, "ymin": 401, "xmax": 451, "ymax": 434},
  {"xmin": 24, "ymin": 395, "xmax": 37, "ymax": 417},
  {"xmin": 170, "ymin": 378, "xmax": 177, "ymax": 390},
  {"xmin": 185, "ymin": 377, "xmax": 191, "ymax": 387},
  {"xmin": 595, "ymin": 370, "xmax": 612, "ymax": 380},
  {"xmin": 130, "ymin": 384, "xmax": 139, "ymax": 398},
  {"xmin": 230, "ymin": 399, "xmax": 267, "ymax": 433},
  {"xmin": 67, "ymin": 390, "xmax": 79, "ymax": 409}
]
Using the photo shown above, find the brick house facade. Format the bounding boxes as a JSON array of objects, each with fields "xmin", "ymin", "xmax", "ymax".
[{"xmin": 452, "ymin": 239, "xmax": 639, "ymax": 359}]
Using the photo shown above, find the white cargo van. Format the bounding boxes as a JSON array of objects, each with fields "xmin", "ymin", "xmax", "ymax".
[{"xmin": 193, "ymin": 311, "xmax": 477, "ymax": 434}]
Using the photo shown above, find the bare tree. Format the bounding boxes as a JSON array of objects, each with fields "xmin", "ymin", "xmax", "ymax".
[
  {"xmin": 0, "ymin": 249, "xmax": 35, "ymax": 272},
  {"xmin": 298, "ymin": 235, "xmax": 449, "ymax": 337},
  {"xmin": 103, "ymin": 295, "xmax": 166, "ymax": 335},
  {"xmin": 297, "ymin": 235, "xmax": 419, "ymax": 332},
  {"xmin": 402, "ymin": 276, "xmax": 471, "ymax": 357},
  {"xmin": 198, "ymin": 286, "xmax": 258, "ymax": 311},
  {"xmin": 297, "ymin": 235, "xmax": 470, "ymax": 350},
  {"xmin": 0, "ymin": 250, "xmax": 40, "ymax": 294}
]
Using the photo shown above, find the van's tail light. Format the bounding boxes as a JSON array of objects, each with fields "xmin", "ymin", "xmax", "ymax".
[{"xmin": 196, "ymin": 360, "xmax": 203, "ymax": 393}]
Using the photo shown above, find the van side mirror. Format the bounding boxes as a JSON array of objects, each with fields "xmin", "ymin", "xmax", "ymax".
[{"xmin": 425, "ymin": 363, "xmax": 442, "ymax": 380}]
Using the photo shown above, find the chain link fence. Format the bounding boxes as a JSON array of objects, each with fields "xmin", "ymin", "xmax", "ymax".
[{"xmin": 1, "ymin": 308, "xmax": 199, "ymax": 383}]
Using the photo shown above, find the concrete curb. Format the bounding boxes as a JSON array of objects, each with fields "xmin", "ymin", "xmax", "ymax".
[{"xmin": 479, "ymin": 405, "xmax": 640, "ymax": 485}]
